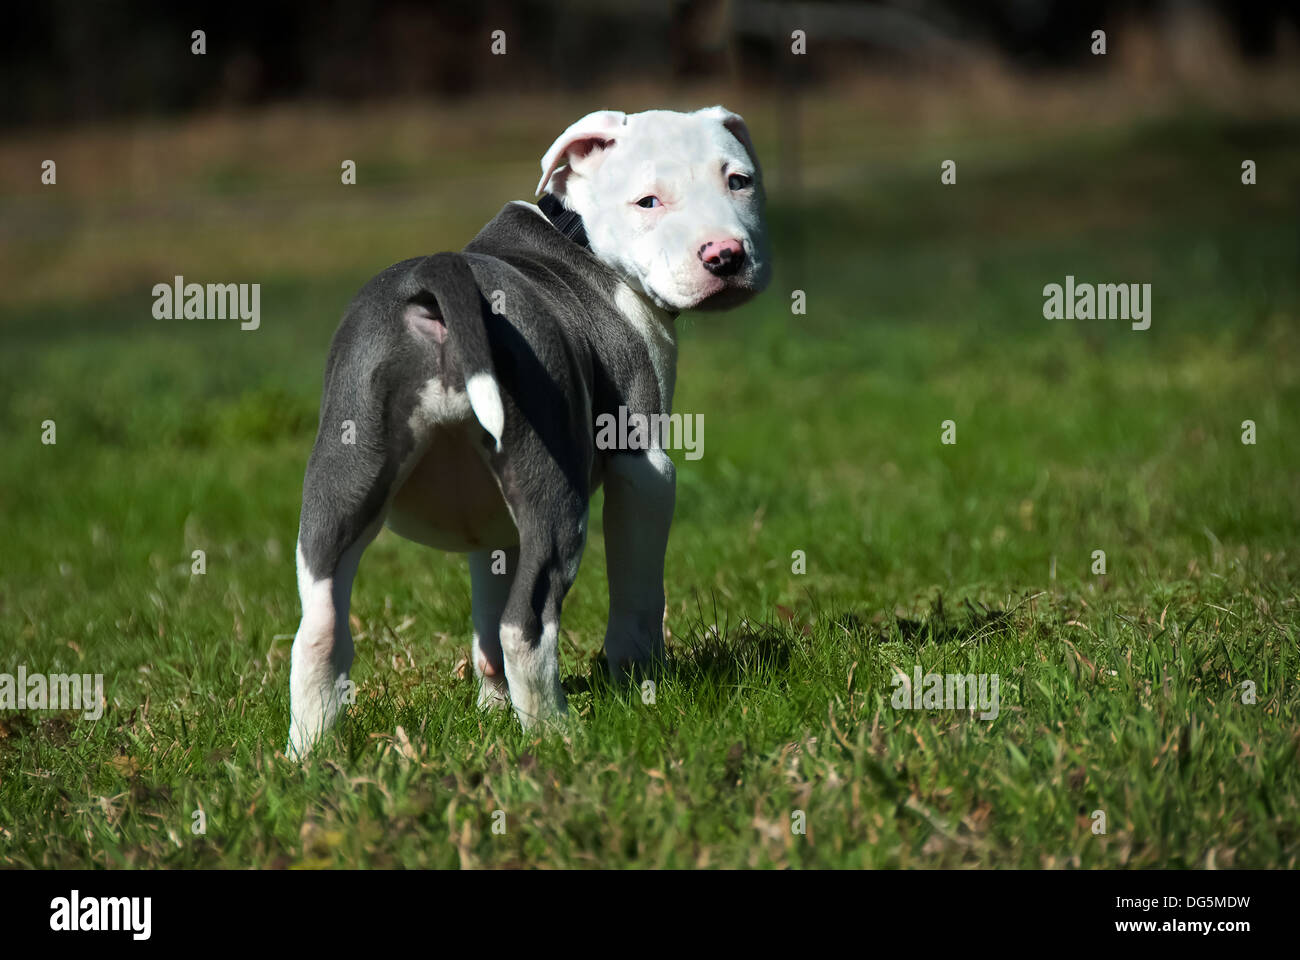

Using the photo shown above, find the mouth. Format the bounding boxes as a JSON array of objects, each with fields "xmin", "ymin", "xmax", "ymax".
[
  {"xmin": 687, "ymin": 283, "xmax": 758, "ymax": 312},
  {"xmin": 680, "ymin": 257, "xmax": 771, "ymax": 311}
]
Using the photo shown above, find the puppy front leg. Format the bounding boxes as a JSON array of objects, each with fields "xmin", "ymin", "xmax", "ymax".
[{"xmin": 602, "ymin": 448, "xmax": 675, "ymax": 676}]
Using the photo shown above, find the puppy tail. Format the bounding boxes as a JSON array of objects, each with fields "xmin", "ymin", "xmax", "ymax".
[{"xmin": 413, "ymin": 252, "xmax": 505, "ymax": 452}]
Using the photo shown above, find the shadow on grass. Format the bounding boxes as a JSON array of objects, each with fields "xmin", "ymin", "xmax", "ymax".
[
  {"xmin": 884, "ymin": 594, "xmax": 1014, "ymax": 648},
  {"xmin": 564, "ymin": 612, "xmax": 795, "ymax": 700},
  {"xmin": 564, "ymin": 591, "xmax": 1015, "ymax": 701}
]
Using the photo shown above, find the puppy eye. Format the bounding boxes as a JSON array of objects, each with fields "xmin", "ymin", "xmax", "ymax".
[
  {"xmin": 636, "ymin": 196, "xmax": 661, "ymax": 208},
  {"xmin": 727, "ymin": 173, "xmax": 752, "ymax": 190}
]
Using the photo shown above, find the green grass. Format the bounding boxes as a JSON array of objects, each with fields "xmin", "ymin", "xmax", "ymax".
[{"xmin": 0, "ymin": 100, "xmax": 1297, "ymax": 867}]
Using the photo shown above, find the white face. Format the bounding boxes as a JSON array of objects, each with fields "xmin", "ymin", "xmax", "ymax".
[{"xmin": 538, "ymin": 107, "xmax": 772, "ymax": 312}]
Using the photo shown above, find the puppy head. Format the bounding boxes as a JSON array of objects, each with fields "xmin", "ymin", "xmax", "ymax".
[{"xmin": 537, "ymin": 106, "xmax": 771, "ymax": 312}]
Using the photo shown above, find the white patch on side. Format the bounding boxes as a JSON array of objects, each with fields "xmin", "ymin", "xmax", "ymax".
[
  {"xmin": 466, "ymin": 372, "xmax": 505, "ymax": 451},
  {"xmin": 614, "ymin": 283, "xmax": 678, "ymax": 409},
  {"xmin": 409, "ymin": 377, "xmax": 472, "ymax": 435},
  {"xmin": 386, "ymin": 378, "xmax": 476, "ymax": 526}
]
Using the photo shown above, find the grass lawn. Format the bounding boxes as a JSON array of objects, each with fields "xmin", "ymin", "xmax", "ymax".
[{"xmin": 0, "ymin": 92, "xmax": 1297, "ymax": 867}]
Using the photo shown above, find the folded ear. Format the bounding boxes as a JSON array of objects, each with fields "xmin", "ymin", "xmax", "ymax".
[
  {"xmin": 697, "ymin": 105, "xmax": 761, "ymax": 175},
  {"xmin": 536, "ymin": 110, "xmax": 627, "ymax": 197}
]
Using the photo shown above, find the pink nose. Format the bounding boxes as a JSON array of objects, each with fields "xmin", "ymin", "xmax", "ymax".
[{"xmin": 698, "ymin": 238, "xmax": 746, "ymax": 277}]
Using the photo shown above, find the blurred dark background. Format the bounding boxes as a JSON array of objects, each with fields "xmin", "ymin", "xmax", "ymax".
[{"xmin": 4, "ymin": 0, "xmax": 1298, "ymax": 128}]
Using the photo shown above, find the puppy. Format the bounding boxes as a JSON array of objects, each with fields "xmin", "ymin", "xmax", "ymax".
[{"xmin": 287, "ymin": 106, "xmax": 771, "ymax": 756}]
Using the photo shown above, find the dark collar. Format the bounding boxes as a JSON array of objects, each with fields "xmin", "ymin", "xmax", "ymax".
[{"xmin": 538, "ymin": 193, "xmax": 589, "ymax": 249}]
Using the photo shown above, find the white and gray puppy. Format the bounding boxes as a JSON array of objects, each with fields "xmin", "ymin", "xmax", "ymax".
[{"xmin": 288, "ymin": 106, "xmax": 771, "ymax": 757}]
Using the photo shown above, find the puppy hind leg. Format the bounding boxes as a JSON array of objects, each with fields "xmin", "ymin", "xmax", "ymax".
[
  {"xmin": 499, "ymin": 506, "xmax": 587, "ymax": 730},
  {"xmin": 288, "ymin": 427, "xmax": 406, "ymax": 759},
  {"xmin": 288, "ymin": 531, "xmax": 376, "ymax": 759},
  {"xmin": 469, "ymin": 546, "xmax": 518, "ymax": 710}
]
